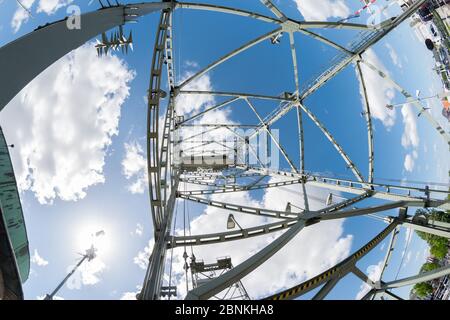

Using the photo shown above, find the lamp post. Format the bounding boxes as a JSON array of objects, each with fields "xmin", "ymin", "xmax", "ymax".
[
  {"xmin": 44, "ymin": 230, "xmax": 105, "ymax": 300},
  {"xmin": 227, "ymin": 214, "xmax": 243, "ymax": 231},
  {"xmin": 326, "ymin": 193, "xmax": 348, "ymax": 206},
  {"xmin": 386, "ymin": 91, "xmax": 448, "ymax": 110}
]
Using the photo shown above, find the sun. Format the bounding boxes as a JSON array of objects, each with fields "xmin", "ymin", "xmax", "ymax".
[{"xmin": 74, "ymin": 221, "xmax": 113, "ymax": 259}]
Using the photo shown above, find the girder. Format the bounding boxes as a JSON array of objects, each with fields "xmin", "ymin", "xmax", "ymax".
[
  {"xmin": 177, "ymin": 28, "xmax": 282, "ymax": 90},
  {"xmin": 177, "ymin": 90, "xmax": 294, "ymax": 102},
  {"xmin": 259, "ymin": 0, "xmax": 288, "ymax": 21},
  {"xmin": 168, "ymin": 218, "xmax": 298, "ymax": 249},
  {"xmin": 147, "ymin": 10, "xmax": 172, "ymax": 233},
  {"xmin": 382, "ymin": 265, "xmax": 450, "ymax": 290},
  {"xmin": 181, "ymin": 172, "xmax": 262, "ymax": 182},
  {"xmin": 177, "ymin": 97, "xmax": 240, "ymax": 126},
  {"xmin": 243, "ymin": 166, "xmax": 449, "ymax": 203},
  {"xmin": 179, "ymin": 179, "xmax": 304, "ymax": 196},
  {"xmin": 245, "ymin": 99, "xmax": 298, "ymax": 172},
  {"xmin": 298, "ymin": 102, "xmax": 365, "ymax": 183},
  {"xmin": 361, "ymin": 59, "xmax": 450, "ymax": 146},
  {"xmin": 10, "ymin": 0, "xmax": 439, "ymax": 301},
  {"xmin": 356, "ymin": 61, "xmax": 375, "ymax": 183},
  {"xmin": 299, "ymin": 29, "xmax": 353, "ymax": 54},
  {"xmin": 264, "ymin": 220, "xmax": 400, "ymax": 300},
  {"xmin": 178, "ymin": 194, "xmax": 300, "ymax": 220},
  {"xmin": 185, "ymin": 220, "xmax": 307, "ymax": 300},
  {"xmin": 251, "ymin": 0, "xmax": 427, "ymax": 136},
  {"xmin": 379, "ymin": 226, "xmax": 401, "ymax": 280},
  {"xmin": 0, "ymin": 2, "xmax": 172, "ymax": 111}
]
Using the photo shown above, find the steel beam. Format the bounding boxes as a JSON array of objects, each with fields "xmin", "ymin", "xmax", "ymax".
[
  {"xmin": 356, "ymin": 61, "xmax": 375, "ymax": 183},
  {"xmin": 0, "ymin": 2, "xmax": 170, "ymax": 112},
  {"xmin": 243, "ymin": 166, "xmax": 449, "ymax": 203},
  {"xmin": 361, "ymin": 59, "xmax": 450, "ymax": 146},
  {"xmin": 312, "ymin": 278, "xmax": 340, "ymax": 300},
  {"xmin": 179, "ymin": 179, "xmax": 303, "ymax": 196},
  {"xmin": 177, "ymin": 91, "xmax": 294, "ymax": 102},
  {"xmin": 245, "ymin": 98, "xmax": 298, "ymax": 172},
  {"xmin": 264, "ymin": 220, "xmax": 400, "ymax": 300},
  {"xmin": 178, "ymin": 194, "xmax": 299, "ymax": 219},
  {"xmin": 177, "ymin": 28, "xmax": 282, "ymax": 90},
  {"xmin": 249, "ymin": 0, "xmax": 427, "ymax": 133},
  {"xmin": 185, "ymin": 220, "xmax": 307, "ymax": 300},
  {"xmin": 382, "ymin": 265, "xmax": 450, "ymax": 289},
  {"xmin": 168, "ymin": 218, "xmax": 298, "ymax": 248}
]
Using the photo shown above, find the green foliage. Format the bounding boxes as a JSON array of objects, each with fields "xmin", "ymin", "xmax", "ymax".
[
  {"xmin": 420, "ymin": 262, "xmax": 440, "ymax": 273},
  {"xmin": 414, "ymin": 209, "xmax": 449, "ymax": 259},
  {"xmin": 413, "ymin": 282, "xmax": 433, "ymax": 298},
  {"xmin": 430, "ymin": 242, "xmax": 449, "ymax": 259}
]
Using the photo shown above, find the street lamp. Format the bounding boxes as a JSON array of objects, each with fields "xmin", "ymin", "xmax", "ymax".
[
  {"xmin": 386, "ymin": 91, "xmax": 448, "ymax": 111},
  {"xmin": 44, "ymin": 230, "xmax": 105, "ymax": 300},
  {"xmin": 285, "ymin": 202, "xmax": 303, "ymax": 213},
  {"xmin": 326, "ymin": 193, "xmax": 333, "ymax": 206},
  {"xmin": 326, "ymin": 193, "xmax": 348, "ymax": 206},
  {"xmin": 227, "ymin": 214, "xmax": 243, "ymax": 231}
]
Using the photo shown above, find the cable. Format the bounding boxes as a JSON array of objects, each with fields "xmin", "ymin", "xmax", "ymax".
[
  {"xmin": 394, "ymin": 228, "xmax": 413, "ymax": 280},
  {"xmin": 16, "ymin": 0, "xmax": 33, "ymax": 17},
  {"xmin": 167, "ymin": 201, "xmax": 179, "ymax": 300},
  {"xmin": 183, "ymin": 180, "xmax": 189, "ymax": 294}
]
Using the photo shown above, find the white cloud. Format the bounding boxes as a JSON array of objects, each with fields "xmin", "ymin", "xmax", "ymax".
[
  {"xmin": 37, "ymin": 0, "xmax": 73, "ymax": 15},
  {"xmin": 405, "ymin": 250, "xmax": 412, "ymax": 265},
  {"xmin": 162, "ymin": 177, "xmax": 353, "ymax": 299},
  {"xmin": 134, "ymin": 239, "xmax": 154, "ymax": 270},
  {"xmin": 120, "ymin": 286, "xmax": 141, "ymax": 300},
  {"xmin": 404, "ymin": 153, "xmax": 415, "ymax": 172},
  {"xmin": 11, "ymin": 0, "xmax": 35, "ymax": 33},
  {"xmin": 358, "ymin": 49, "xmax": 397, "ymax": 128},
  {"xmin": 355, "ymin": 260, "xmax": 384, "ymax": 300},
  {"xmin": 135, "ymin": 223, "xmax": 144, "ymax": 237},
  {"xmin": 385, "ymin": 43, "xmax": 402, "ymax": 69},
  {"xmin": 401, "ymin": 103, "xmax": 419, "ymax": 173},
  {"xmin": 11, "ymin": 0, "xmax": 73, "ymax": 33},
  {"xmin": 30, "ymin": 249, "xmax": 49, "ymax": 267},
  {"xmin": 404, "ymin": 150, "xmax": 418, "ymax": 173},
  {"xmin": 66, "ymin": 258, "xmax": 107, "ymax": 290},
  {"xmin": 293, "ymin": 0, "xmax": 350, "ymax": 21},
  {"xmin": 0, "ymin": 44, "xmax": 135, "ymax": 204},
  {"xmin": 121, "ymin": 64, "xmax": 218, "ymax": 195},
  {"xmin": 401, "ymin": 104, "xmax": 419, "ymax": 149},
  {"xmin": 176, "ymin": 72, "xmax": 215, "ymax": 116},
  {"xmin": 122, "ymin": 141, "xmax": 148, "ymax": 194}
]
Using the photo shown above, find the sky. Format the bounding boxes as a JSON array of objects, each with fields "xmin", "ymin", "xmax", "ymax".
[{"xmin": 0, "ymin": 0, "xmax": 449, "ymax": 300}]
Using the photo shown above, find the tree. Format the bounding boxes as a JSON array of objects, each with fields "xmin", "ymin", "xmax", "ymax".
[
  {"xmin": 413, "ymin": 282, "xmax": 433, "ymax": 298},
  {"xmin": 414, "ymin": 208, "xmax": 449, "ymax": 259},
  {"xmin": 430, "ymin": 241, "xmax": 448, "ymax": 259},
  {"xmin": 420, "ymin": 262, "xmax": 440, "ymax": 273}
]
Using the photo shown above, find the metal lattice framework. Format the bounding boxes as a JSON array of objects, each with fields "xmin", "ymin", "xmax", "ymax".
[
  {"xmin": 0, "ymin": 0, "xmax": 449, "ymax": 301},
  {"xmin": 141, "ymin": 0, "xmax": 450, "ymax": 301}
]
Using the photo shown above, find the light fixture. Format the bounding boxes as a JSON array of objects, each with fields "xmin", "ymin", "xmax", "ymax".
[
  {"xmin": 227, "ymin": 214, "xmax": 243, "ymax": 231},
  {"xmin": 285, "ymin": 202, "xmax": 292, "ymax": 213},
  {"xmin": 326, "ymin": 193, "xmax": 333, "ymax": 206},
  {"xmin": 227, "ymin": 214, "xmax": 236, "ymax": 230}
]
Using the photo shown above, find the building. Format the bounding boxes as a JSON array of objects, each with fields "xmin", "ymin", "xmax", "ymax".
[{"xmin": 0, "ymin": 127, "xmax": 30, "ymax": 300}]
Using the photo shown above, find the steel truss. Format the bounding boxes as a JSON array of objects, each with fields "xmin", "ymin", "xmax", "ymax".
[
  {"xmin": 3, "ymin": 0, "xmax": 447, "ymax": 302},
  {"xmin": 140, "ymin": 0, "xmax": 449, "ymax": 301}
]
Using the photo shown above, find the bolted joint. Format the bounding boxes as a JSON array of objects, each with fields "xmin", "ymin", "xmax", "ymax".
[
  {"xmin": 305, "ymin": 217, "xmax": 321, "ymax": 227},
  {"xmin": 172, "ymin": 86, "xmax": 181, "ymax": 97}
]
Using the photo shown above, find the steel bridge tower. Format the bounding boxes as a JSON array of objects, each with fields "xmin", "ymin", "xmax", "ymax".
[{"xmin": 0, "ymin": 0, "xmax": 449, "ymax": 301}]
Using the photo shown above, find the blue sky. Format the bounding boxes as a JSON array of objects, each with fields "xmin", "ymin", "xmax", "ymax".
[{"xmin": 0, "ymin": 0, "xmax": 449, "ymax": 300}]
